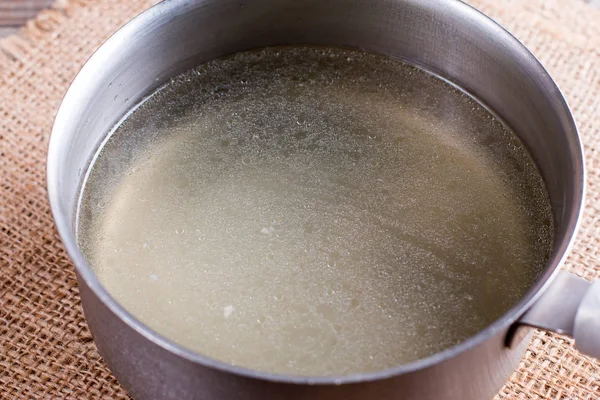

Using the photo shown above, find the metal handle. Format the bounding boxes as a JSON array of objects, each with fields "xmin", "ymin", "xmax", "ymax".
[{"xmin": 519, "ymin": 270, "xmax": 600, "ymax": 358}]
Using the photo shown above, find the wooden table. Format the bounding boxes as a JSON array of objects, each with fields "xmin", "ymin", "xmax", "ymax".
[{"xmin": 0, "ymin": 0, "xmax": 53, "ymax": 37}]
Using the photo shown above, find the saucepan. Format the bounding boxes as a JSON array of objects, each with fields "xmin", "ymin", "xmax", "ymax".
[{"xmin": 47, "ymin": 0, "xmax": 599, "ymax": 399}]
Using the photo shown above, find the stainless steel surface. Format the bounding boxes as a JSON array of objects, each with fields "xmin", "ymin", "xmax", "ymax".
[
  {"xmin": 47, "ymin": 0, "xmax": 587, "ymax": 399},
  {"xmin": 520, "ymin": 270, "xmax": 591, "ymax": 335},
  {"xmin": 519, "ymin": 268, "xmax": 600, "ymax": 359},
  {"xmin": 574, "ymin": 280, "xmax": 600, "ymax": 358}
]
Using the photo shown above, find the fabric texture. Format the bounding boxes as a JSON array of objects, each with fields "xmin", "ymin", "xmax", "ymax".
[{"xmin": 0, "ymin": 0, "xmax": 599, "ymax": 398}]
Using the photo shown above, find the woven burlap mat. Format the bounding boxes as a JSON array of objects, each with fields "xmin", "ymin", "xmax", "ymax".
[{"xmin": 1, "ymin": 0, "xmax": 599, "ymax": 398}]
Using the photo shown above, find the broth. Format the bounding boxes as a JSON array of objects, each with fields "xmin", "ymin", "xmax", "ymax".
[{"xmin": 77, "ymin": 47, "xmax": 553, "ymax": 376}]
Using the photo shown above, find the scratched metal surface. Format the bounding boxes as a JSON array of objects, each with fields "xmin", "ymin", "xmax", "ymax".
[{"xmin": 0, "ymin": 0, "xmax": 598, "ymax": 38}]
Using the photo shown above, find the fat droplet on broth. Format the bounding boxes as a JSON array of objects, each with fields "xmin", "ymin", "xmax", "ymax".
[{"xmin": 77, "ymin": 46, "xmax": 553, "ymax": 377}]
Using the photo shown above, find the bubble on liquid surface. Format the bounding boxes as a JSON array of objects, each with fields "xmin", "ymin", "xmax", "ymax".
[{"xmin": 77, "ymin": 46, "xmax": 553, "ymax": 377}]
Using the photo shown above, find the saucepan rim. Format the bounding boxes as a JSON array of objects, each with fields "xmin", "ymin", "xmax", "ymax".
[{"xmin": 47, "ymin": 0, "xmax": 585, "ymax": 385}]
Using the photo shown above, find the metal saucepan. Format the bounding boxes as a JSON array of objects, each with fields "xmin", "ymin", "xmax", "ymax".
[{"xmin": 47, "ymin": 0, "xmax": 599, "ymax": 398}]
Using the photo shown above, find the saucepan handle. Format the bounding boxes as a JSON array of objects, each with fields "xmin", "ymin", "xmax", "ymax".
[{"xmin": 518, "ymin": 270, "xmax": 600, "ymax": 358}]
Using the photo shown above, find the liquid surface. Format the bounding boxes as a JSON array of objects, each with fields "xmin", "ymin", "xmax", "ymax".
[{"xmin": 78, "ymin": 47, "xmax": 553, "ymax": 376}]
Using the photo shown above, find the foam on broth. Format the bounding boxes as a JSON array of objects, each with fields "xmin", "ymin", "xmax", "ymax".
[{"xmin": 77, "ymin": 47, "xmax": 553, "ymax": 376}]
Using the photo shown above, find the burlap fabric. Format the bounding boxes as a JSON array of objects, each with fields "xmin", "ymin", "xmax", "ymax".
[{"xmin": 1, "ymin": 0, "xmax": 599, "ymax": 398}]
